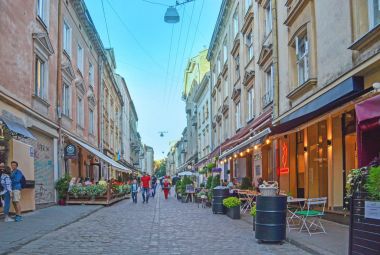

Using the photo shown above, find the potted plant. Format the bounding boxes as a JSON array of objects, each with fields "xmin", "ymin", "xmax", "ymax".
[
  {"xmin": 364, "ymin": 166, "xmax": 380, "ymax": 214},
  {"xmin": 250, "ymin": 204, "xmax": 257, "ymax": 231},
  {"xmin": 223, "ymin": 197, "xmax": 241, "ymax": 219},
  {"xmin": 55, "ymin": 175, "xmax": 71, "ymax": 205}
]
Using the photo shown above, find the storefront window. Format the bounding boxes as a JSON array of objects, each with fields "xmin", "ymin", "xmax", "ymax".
[
  {"xmin": 296, "ymin": 131, "xmax": 305, "ymax": 198},
  {"xmin": 307, "ymin": 121, "xmax": 328, "ymax": 198}
]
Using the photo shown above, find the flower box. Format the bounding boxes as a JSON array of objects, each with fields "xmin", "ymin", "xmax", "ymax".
[{"xmin": 226, "ymin": 206, "xmax": 240, "ymax": 219}]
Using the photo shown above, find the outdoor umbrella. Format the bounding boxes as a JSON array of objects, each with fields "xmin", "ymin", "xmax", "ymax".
[{"xmin": 178, "ymin": 171, "xmax": 194, "ymax": 176}]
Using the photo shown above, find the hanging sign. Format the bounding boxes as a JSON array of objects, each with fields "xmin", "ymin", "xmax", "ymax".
[{"xmin": 64, "ymin": 144, "xmax": 77, "ymax": 159}]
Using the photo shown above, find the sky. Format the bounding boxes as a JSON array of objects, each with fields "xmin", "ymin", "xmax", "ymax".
[{"xmin": 85, "ymin": 0, "xmax": 222, "ymax": 160}]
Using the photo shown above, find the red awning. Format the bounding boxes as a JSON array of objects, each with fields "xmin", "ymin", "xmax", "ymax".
[{"xmin": 355, "ymin": 94, "xmax": 380, "ymax": 167}]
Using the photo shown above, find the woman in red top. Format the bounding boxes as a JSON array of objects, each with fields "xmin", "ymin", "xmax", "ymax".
[{"xmin": 162, "ymin": 179, "xmax": 170, "ymax": 199}]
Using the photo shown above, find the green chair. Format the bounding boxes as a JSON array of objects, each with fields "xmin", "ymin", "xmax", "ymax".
[{"xmin": 295, "ymin": 197, "xmax": 327, "ymax": 236}]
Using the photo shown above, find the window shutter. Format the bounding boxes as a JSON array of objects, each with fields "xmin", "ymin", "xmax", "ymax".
[{"xmin": 295, "ymin": 36, "xmax": 299, "ymax": 56}]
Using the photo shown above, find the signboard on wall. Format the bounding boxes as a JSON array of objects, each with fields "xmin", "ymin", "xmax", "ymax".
[
  {"xmin": 64, "ymin": 144, "xmax": 77, "ymax": 159},
  {"xmin": 365, "ymin": 201, "xmax": 380, "ymax": 220}
]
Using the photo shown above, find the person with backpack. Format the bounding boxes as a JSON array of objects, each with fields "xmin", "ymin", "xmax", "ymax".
[
  {"xmin": 1, "ymin": 164, "xmax": 14, "ymax": 222},
  {"xmin": 10, "ymin": 161, "xmax": 25, "ymax": 222}
]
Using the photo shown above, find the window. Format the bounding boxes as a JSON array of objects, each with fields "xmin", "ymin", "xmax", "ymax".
[
  {"xmin": 295, "ymin": 35, "xmax": 309, "ymax": 85},
  {"xmin": 247, "ymin": 88, "xmax": 254, "ymax": 120},
  {"xmin": 35, "ymin": 56, "xmax": 47, "ymax": 99},
  {"xmin": 37, "ymin": 0, "xmax": 48, "ymax": 24},
  {"xmin": 368, "ymin": 0, "xmax": 380, "ymax": 29},
  {"xmin": 89, "ymin": 109, "xmax": 94, "ymax": 134},
  {"xmin": 62, "ymin": 83, "xmax": 70, "ymax": 116},
  {"xmin": 217, "ymin": 57, "xmax": 221, "ymax": 75},
  {"xmin": 89, "ymin": 62, "xmax": 94, "ymax": 87},
  {"xmin": 233, "ymin": 9, "xmax": 239, "ymax": 38},
  {"xmin": 246, "ymin": 30, "xmax": 253, "ymax": 60},
  {"xmin": 234, "ymin": 54, "xmax": 240, "ymax": 79},
  {"xmin": 223, "ymin": 39, "xmax": 228, "ymax": 64},
  {"xmin": 263, "ymin": 65, "xmax": 274, "ymax": 106},
  {"xmin": 245, "ymin": 0, "xmax": 252, "ymax": 13},
  {"xmin": 265, "ymin": 1, "xmax": 272, "ymax": 36},
  {"xmin": 77, "ymin": 97, "xmax": 84, "ymax": 127},
  {"xmin": 77, "ymin": 44, "xmax": 83, "ymax": 74},
  {"xmin": 235, "ymin": 101, "xmax": 241, "ymax": 130},
  {"xmin": 63, "ymin": 20, "xmax": 71, "ymax": 56},
  {"xmin": 224, "ymin": 79, "xmax": 229, "ymax": 98}
]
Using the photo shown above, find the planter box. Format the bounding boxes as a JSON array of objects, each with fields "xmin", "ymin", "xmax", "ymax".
[
  {"xmin": 226, "ymin": 206, "xmax": 240, "ymax": 219},
  {"xmin": 253, "ymin": 216, "xmax": 256, "ymax": 231}
]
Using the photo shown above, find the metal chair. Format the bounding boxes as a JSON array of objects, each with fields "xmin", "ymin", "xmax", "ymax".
[{"xmin": 295, "ymin": 197, "xmax": 327, "ymax": 236}]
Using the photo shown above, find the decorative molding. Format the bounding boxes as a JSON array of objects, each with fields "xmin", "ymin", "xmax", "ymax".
[
  {"xmin": 221, "ymin": 62, "xmax": 228, "ymax": 77},
  {"xmin": 284, "ymin": 0, "xmax": 309, "ymax": 27},
  {"xmin": 75, "ymin": 79, "xmax": 85, "ymax": 95},
  {"xmin": 242, "ymin": 11, "xmax": 253, "ymax": 34},
  {"xmin": 243, "ymin": 70, "xmax": 255, "ymax": 86},
  {"xmin": 62, "ymin": 61, "xmax": 76, "ymax": 81},
  {"xmin": 286, "ymin": 78, "xmax": 317, "ymax": 100},
  {"xmin": 348, "ymin": 23, "xmax": 380, "ymax": 51},
  {"xmin": 216, "ymin": 114, "xmax": 222, "ymax": 123},
  {"xmin": 231, "ymin": 88, "xmax": 241, "ymax": 102},
  {"xmin": 231, "ymin": 37, "xmax": 241, "ymax": 56},
  {"xmin": 32, "ymin": 33, "xmax": 54, "ymax": 56},
  {"xmin": 222, "ymin": 103, "xmax": 229, "ymax": 116},
  {"xmin": 87, "ymin": 90, "xmax": 96, "ymax": 106},
  {"xmin": 257, "ymin": 45, "xmax": 273, "ymax": 67}
]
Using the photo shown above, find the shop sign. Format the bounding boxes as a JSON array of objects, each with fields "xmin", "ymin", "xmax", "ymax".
[
  {"xmin": 64, "ymin": 144, "xmax": 77, "ymax": 159},
  {"xmin": 365, "ymin": 201, "xmax": 380, "ymax": 220},
  {"xmin": 278, "ymin": 142, "xmax": 289, "ymax": 175}
]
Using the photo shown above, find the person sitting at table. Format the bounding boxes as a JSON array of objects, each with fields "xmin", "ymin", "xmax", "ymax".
[{"xmin": 256, "ymin": 177, "xmax": 264, "ymax": 193}]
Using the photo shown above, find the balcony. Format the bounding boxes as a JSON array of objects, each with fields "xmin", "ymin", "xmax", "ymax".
[{"xmin": 262, "ymin": 92, "xmax": 273, "ymax": 108}]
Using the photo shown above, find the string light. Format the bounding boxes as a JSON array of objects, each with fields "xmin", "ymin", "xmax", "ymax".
[
  {"xmin": 266, "ymin": 139, "xmax": 271, "ymax": 145},
  {"xmin": 240, "ymin": 152, "xmax": 244, "ymax": 157},
  {"xmin": 234, "ymin": 154, "xmax": 238, "ymax": 158},
  {"xmin": 254, "ymin": 145, "xmax": 258, "ymax": 150},
  {"xmin": 246, "ymin": 148, "xmax": 250, "ymax": 153}
]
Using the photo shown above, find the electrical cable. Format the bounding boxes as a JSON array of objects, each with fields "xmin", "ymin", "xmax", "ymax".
[
  {"xmin": 162, "ymin": 24, "xmax": 176, "ymax": 106},
  {"xmin": 101, "ymin": 0, "xmax": 112, "ymax": 47},
  {"xmin": 141, "ymin": 0, "xmax": 170, "ymax": 7},
  {"xmin": 163, "ymin": 5, "xmax": 186, "ymax": 109},
  {"xmin": 105, "ymin": 0, "xmax": 165, "ymax": 71},
  {"xmin": 167, "ymin": 0, "xmax": 196, "ymax": 105}
]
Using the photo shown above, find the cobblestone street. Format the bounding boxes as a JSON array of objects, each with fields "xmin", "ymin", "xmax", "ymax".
[{"xmin": 10, "ymin": 191, "xmax": 309, "ymax": 255}]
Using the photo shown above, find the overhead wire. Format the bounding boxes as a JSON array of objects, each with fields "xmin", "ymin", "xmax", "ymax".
[
  {"xmin": 167, "ymin": 0, "xmax": 196, "ymax": 106},
  {"xmin": 164, "ymin": 5, "xmax": 186, "ymax": 109},
  {"xmin": 162, "ymin": 24, "xmax": 176, "ymax": 106},
  {"xmin": 101, "ymin": 0, "xmax": 112, "ymax": 47},
  {"xmin": 105, "ymin": 0, "xmax": 165, "ymax": 71},
  {"xmin": 141, "ymin": 0, "xmax": 169, "ymax": 7}
]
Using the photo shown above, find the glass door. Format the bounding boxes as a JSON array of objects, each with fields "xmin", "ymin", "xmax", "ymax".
[
  {"xmin": 308, "ymin": 121, "xmax": 328, "ymax": 198},
  {"xmin": 296, "ymin": 131, "xmax": 305, "ymax": 198}
]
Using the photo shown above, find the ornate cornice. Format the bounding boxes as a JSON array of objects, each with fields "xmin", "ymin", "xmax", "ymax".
[
  {"xmin": 62, "ymin": 61, "xmax": 76, "ymax": 81},
  {"xmin": 243, "ymin": 70, "xmax": 255, "ymax": 86},
  {"xmin": 257, "ymin": 45, "xmax": 273, "ymax": 67},
  {"xmin": 32, "ymin": 33, "xmax": 54, "ymax": 56}
]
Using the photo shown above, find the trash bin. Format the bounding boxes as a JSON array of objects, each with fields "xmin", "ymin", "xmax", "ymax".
[
  {"xmin": 255, "ymin": 195, "xmax": 287, "ymax": 242},
  {"xmin": 212, "ymin": 186, "xmax": 229, "ymax": 214}
]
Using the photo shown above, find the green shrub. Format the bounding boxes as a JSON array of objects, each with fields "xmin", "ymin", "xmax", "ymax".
[
  {"xmin": 211, "ymin": 174, "xmax": 221, "ymax": 188},
  {"xmin": 223, "ymin": 197, "xmax": 241, "ymax": 208},
  {"xmin": 250, "ymin": 204, "xmax": 256, "ymax": 217},
  {"xmin": 55, "ymin": 175, "xmax": 71, "ymax": 199},
  {"xmin": 365, "ymin": 166, "xmax": 380, "ymax": 201},
  {"xmin": 240, "ymin": 177, "xmax": 252, "ymax": 190},
  {"xmin": 206, "ymin": 176, "xmax": 213, "ymax": 189}
]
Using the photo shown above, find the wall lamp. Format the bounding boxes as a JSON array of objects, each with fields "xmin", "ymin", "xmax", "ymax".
[
  {"xmin": 327, "ymin": 140, "xmax": 332, "ymax": 147},
  {"xmin": 304, "ymin": 146, "xmax": 308, "ymax": 152}
]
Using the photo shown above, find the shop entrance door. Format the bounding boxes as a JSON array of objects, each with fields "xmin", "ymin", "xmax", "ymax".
[{"xmin": 308, "ymin": 121, "xmax": 328, "ymax": 198}]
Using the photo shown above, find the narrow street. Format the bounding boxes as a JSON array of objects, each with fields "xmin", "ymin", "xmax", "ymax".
[{"xmin": 9, "ymin": 192, "xmax": 308, "ymax": 255}]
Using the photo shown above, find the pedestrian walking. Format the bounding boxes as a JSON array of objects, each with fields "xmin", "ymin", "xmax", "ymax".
[
  {"xmin": 1, "ymin": 164, "xmax": 14, "ymax": 222},
  {"xmin": 162, "ymin": 178, "xmax": 171, "ymax": 200},
  {"xmin": 140, "ymin": 173, "xmax": 151, "ymax": 204},
  {"xmin": 10, "ymin": 161, "xmax": 24, "ymax": 222},
  {"xmin": 131, "ymin": 179, "xmax": 139, "ymax": 203},
  {"xmin": 151, "ymin": 175, "xmax": 157, "ymax": 198}
]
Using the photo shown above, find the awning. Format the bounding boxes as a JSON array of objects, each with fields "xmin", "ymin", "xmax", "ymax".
[
  {"xmin": 219, "ymin": 128, "xmax": 271, "ymax": 159},
  {"xmin": 0, "ymin": 116, "xmax": 36, "ymax": 140},
  {"xmin": 68, "ymin": 135, "xmax": 131, "ymax": 173},
  {"xmin": 272, "ymin": 76, "xmax": 365, "ymax": 134},
  {"xmin": 355, "ymin": 94, "xmax": 380, "ymax": 167}
]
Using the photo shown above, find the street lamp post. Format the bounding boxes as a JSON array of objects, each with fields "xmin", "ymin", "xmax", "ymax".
[{"xmin": 164, "ymin": 0, "xmax": 195, "ymax": 23}]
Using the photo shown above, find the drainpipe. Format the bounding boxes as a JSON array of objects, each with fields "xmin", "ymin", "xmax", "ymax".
[
  {"xmin": 272, "ymin": 0, "xmax": 279, "ymax": 119},
  {"xmin": 56, "ymin": 0, "xmax": 63, "ymax": 177},
  {"xmin": 98, "ymin": 57, "xmax": 104, "ymax": 179}
]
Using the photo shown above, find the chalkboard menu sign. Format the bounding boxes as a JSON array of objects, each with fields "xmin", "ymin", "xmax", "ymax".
[{"xmin": 185, "ymin": 184, "xmax": 194, "ymax": 193}]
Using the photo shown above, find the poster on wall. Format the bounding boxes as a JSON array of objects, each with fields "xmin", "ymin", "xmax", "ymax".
[{"xmin": 255, "ymin": 165, "xmax": 261, "ymax": 176}]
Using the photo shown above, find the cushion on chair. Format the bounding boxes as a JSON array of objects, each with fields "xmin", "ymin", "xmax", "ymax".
[{"xmin": 295, "ymin": 210, "xmax": 324, "ymax": 216}]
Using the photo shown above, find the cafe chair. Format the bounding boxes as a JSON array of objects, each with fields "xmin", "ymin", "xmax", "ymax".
[{"xmin": 295, "ymin": 197, "xmax": 327, "ymax": 236}]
